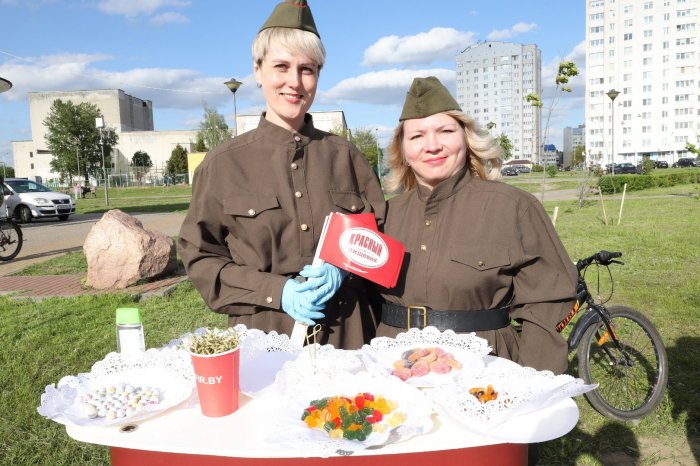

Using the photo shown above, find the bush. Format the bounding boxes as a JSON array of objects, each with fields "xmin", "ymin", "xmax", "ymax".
[
  {"xmin": 598, "ymin": 169, "xmax": 700, "ymax": 194},
  {"xmin": 532, "ymin": 164, "xmax": 544, "ymax": 173},
  {"xmin": 546, "ymin": 165, "xmax": 558, "ymax": 177}
]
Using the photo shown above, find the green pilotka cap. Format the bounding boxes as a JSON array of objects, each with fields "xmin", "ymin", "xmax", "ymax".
[
  {"xmin": 259, "ymin": 0, "xmax": 320, "ymax": 38},
  {"xmin": 399, "ymin": 76, "xmax": 461, "ymax": 121}
]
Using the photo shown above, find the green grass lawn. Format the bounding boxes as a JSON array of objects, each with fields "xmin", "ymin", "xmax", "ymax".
[{"xmin": 1, "ymin": 184, "xmax": 698, "ymax": 465}]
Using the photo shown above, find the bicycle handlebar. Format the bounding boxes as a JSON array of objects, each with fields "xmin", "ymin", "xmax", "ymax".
[{"xmin": 576, "ymin": 250, "xmax": 624, "ymax": 271}]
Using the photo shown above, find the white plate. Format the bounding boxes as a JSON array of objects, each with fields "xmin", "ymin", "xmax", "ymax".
[
  {"xmin": 60, "ymin": 368, "xmax": 193, "ymax": 427},
  {"xmin": 361, "ymin": 343, "xmax": 486, "ymax": 387},
  {"xmin": 38, "ymin": 348, "xmax": 195, "ymax": 428},
  {"xmin": 262, "ymin": 371, "xmax": 435, "ymax": 457}
]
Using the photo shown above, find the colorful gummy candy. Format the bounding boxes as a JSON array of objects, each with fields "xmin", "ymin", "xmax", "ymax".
[{"xmin": 301, "ymin": 392, "xmax": 405, "ymax": 441}]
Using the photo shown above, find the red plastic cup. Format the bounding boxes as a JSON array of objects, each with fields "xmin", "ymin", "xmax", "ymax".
[{"xmin": 189, "ymin": 347, "xmax": 240, "ymax": 417}]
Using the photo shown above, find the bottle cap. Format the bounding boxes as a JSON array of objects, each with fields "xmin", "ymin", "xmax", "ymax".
[{"xmin": 116, "ymin": 307, "xmax": 142, "ymax": 325}]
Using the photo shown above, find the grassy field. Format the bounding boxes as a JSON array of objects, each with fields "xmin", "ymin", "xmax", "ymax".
[{"xmin": 1, "ymin": 183, "xmax": 698, "ymax": 465}]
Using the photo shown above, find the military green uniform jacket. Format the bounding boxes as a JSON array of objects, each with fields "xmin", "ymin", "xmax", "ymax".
[
  {"xmin": 179, "ymin": 115, "xmax": 386, "ymax": 349},
  {"xmin": 378, "ymin": 168, "xmax": 577, "ymax": 373}
]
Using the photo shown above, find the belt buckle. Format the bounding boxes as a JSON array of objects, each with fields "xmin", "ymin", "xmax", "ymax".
[{"xmin": 406, "ymin": 305, "xmax": 428, "ymax": 330}]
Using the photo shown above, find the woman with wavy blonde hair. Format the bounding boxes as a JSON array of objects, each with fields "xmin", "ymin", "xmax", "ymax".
[{"xmin": 377, "ymin": 76, "xmax": 578, "ymax": 376}]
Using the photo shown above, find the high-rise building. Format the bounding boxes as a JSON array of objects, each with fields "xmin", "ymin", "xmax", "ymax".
[
  {"xmin": 563, "ymin": 124, "xmax": 586, "ymax": 168},
  {"xmin": 456, "ymin": 41, "xmax": 542, "ymax": 162},
  {"xmin": 585, "ymin": 0, "xmax": 699, "ymax": 168}
]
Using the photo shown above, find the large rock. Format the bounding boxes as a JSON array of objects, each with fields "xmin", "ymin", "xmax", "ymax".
[{"xmin": 83, "ymin": 209, "xmax": 177, "ymax": 289}]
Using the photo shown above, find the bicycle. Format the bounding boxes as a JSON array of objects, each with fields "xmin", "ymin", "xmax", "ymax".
[
  {"xmin": 557, "ymin": 250, "xmax": 668, "ymax": 421},
  {"xmin": 0, "ymin": 211, "xmax": 23, "ymax": 261}
]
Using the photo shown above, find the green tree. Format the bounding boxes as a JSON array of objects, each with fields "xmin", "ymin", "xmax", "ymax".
[
  {"xmin": 193, "ymin": 134, "xmax": 207, "ymax": 152},
  {"xmin": 131, "ymin": 150, "xmax": 153, "ymax": 184},
  {"xmin": 351, "ymin": 128, "xmax": 380, "ymax": 173},
  {"xmin": 196, "ymin": 103, "xmax": 231, "ymax": 151},
  {"xmin": 44, "ymin": 99, "xmax": 118, "ymax": 183},
  {"xmin": 1, "ymin": 166, "xmax": 15, "ymax": 178},
  {"xmin": 685, "ymin": 135, "xmax": 700, "ymax": 157},
  {"xmin": 496, "ymin": 134, "xmax": 513, "ymax": 161},
  {"xmin": 165, "ymin": 144, "xmax": 188, "ymax": 182},
  {"xmin": 572, "ymin": 145, "xmax": 586, "ymax": 168}
]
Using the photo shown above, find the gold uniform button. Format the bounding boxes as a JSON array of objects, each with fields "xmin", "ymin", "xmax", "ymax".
[
  {"xmin": 294, "ymin": 135, "xmax": 301, "ymax": 142},
  {"xmin": 266, "ymin": 296, "xmax": 273, "ymax": 304},
  {"xmin": 350, "ymin": 205, "xmax": 357, "ymax": 212},
  {"xmin": 295, "ymin": 191, "xmax": 303, "ymax": 198},
  {"xmin": 478, "ymin": 260, "xmax": 485, "ymax": 267},
  {"xmin": 425, "ymin": 220, "xmax": 432, "ymax": 226},
  {"xmin": 248, "ymin": 209, "xmax": 256, "ymax": 216},
  {"xmin": 290, "ymin": 163, "xmax": 298, "ymax": 170},
  {"xmin": 420, "ymin": 244, "xmax": 427, "ymax": 251},
  {"xmin": 300, "ymin": 224, "xmax": 309, "ymax": 231}
]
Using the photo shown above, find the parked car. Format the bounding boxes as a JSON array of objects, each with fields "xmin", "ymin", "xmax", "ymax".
[
  {"xmin": 655, "ymin": 160, "xmax": 669, "ymax": 169},
  {"xmin": 672, "ymin": 158, "xmax": 695, "ymax": 168},
  {"xmin": 2, "ymin": 178, "xmax": 75, "ymax": 223},
  {"xmin": 613, "ymin": 163, "xmax": 638, "ymax": 174},
  {"xmin": 514, "ymin": 165, "xmax": 531, "ymax": 173},
  {"xmin": 501, "ymin": 166, "xmax": 519, "ymax": 176}
]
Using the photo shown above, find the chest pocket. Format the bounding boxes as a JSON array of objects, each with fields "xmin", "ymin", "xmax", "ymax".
[
  {"xmin": 450, "ymin": 244, "xmax": 511, "ymax": 271},
  {"xmin": 223, "ymin": 194, "xmax": 280, "ymax": 218},
  {"xmin": 330, "ymin": 191, "xmax": 365, "ymax": 214}
]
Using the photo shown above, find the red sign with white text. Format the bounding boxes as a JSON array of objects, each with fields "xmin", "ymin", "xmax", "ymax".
[{"xmin": 317, "ymin": 213, "xmax": 405, "ymax": 288}]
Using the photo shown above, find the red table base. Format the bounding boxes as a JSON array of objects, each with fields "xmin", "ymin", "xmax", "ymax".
[{"xmin": 111, "ymin": 443, "xmax": 527, "ymax": 466}]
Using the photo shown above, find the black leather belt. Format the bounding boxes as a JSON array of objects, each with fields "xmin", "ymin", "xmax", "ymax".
[{"xmin": 381, "ymin": 302, "xmax": 511, "ymax": 332}]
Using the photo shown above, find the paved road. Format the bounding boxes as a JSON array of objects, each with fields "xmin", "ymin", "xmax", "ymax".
[
  {"xmin": 0, "ymin": 211, "xmax": 186, "ymax": 277},
  {"xmin": 0, "ymin": 188, "xmax": 585, "ymax": 277}
]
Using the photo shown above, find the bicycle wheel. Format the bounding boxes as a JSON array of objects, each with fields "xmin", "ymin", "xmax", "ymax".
[
  {"xmin": 0, "ymin": 220, "xmax": 23, "ymax": 261},
  {"xmin": 577, "ymin": 305, "xmax": 668, "ymax": 421}
]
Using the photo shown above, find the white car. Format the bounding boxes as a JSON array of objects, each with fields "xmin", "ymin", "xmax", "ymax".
[{"xmin": 2, "ymin": 178, "xmax": 76, "ymax": 223}]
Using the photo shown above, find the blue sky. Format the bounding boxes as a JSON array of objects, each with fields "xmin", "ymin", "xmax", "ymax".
[{"xmin": 0, "ymin": 0, "xmax": 586, "ymax": 168}]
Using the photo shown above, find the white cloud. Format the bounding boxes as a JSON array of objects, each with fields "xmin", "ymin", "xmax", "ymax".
[
  {"xmin": 362, "ymin": 28, "xmax": 475, "ymax": 67},
  {"xmin": 0, "ymin": 52, "xmax": 257, "ymax": 110},
  {"xmin": 320, "ymin": 68, "xmax": 455, "ymax": 106},
  {"xmin": 150, "ymin": 11, "xmax": 189, "ymax": 26},
  {"xmin": 486, "ymin": 22, "xmax": 537, "ymax": 41},
  {"xmin": 97, "ymin": 0, "xmax": 189, "ymax": 18}
]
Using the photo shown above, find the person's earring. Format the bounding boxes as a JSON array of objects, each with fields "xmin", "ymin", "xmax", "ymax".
[{"xmin": 256, "ymin": 82, "xmax": 262, "ymax": 88}]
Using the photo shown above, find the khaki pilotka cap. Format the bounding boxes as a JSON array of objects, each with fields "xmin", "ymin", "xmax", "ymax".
[
  {"xmin": 399, "ymin": 76, "xmax": 461, "ymax": 121},
  {"xmin": 259, "ymin": 0, "xmax": 320, "ymax": 38}
]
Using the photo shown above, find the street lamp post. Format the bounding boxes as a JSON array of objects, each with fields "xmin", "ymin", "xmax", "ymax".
[
  {"xmin": 95, "ymin": 117, "xmax": 110, "ymax": 206},
  {"xmin": 606, "ymin": 89, "xmax": 620, "ymax": 176},
  {"xmin": 1, "ymin": 78, "xmax": 12, "ymax": 183},
  {"xmin": 224, "ymin": 78, "xmax": 243, "ymax": 137}
]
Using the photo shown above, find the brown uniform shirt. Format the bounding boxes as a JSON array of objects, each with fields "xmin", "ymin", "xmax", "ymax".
[
  {"xmin": 179, "ymin": 115, "xmax": 386, "ymax": 349},
  {"xmin": 378, "ymin": 168, "xmax": 577, "ymax": 373}
]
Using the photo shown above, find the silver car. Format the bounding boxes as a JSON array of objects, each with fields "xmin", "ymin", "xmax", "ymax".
[{"xmin": 2, "ymin": 178, "xmax": 76, "ymax": 223}]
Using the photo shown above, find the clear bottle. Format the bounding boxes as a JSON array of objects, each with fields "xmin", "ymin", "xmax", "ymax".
[{"xmin": 116, "ymin": 307, "xmax": 145, "ymax": 354}]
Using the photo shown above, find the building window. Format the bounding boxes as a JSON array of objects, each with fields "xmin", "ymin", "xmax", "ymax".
[
  {"xmin": 643, "ymin": 43, "xmax": 653, "ymax": 51},
  {"xmin": 624, "ymin": 33, "xmax": 633, "ymax": 40},
  {"xmin": 29, "ymin": 151, "xmax": 33, "ymax": 158},
  {"xmin": 31, "ymin": 163, "xmax": 34, "ymax": 169}
]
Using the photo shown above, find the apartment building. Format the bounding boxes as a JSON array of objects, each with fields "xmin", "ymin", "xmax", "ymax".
[
  {"xmin": 563, "ymin": 124, "xmax": 586, "ymax": 168},
  {"xmin": 456, "ymin": 41, "xmax": 542, "ymax": 163},
  {"xmin": 585, "ymin": 0, "xmax": 699, "ymax": 168}
]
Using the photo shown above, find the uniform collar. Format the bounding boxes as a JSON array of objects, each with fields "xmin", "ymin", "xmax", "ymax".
[
  {"xmin": 415, "ymin": 166, "xmax": 472, "ymax": 202},
  {"xmin": 257, "ymin": 113, "xmax": 315, "ymax": 145}
]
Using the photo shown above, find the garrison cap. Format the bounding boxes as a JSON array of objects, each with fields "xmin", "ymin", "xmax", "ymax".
[
  {"xmin": 259, "ymin": 0, "xmax": 320, "ymax": 38},
  {"xmin": 399, "ymin": 76, "xmax": 461, "ymax": 121}
]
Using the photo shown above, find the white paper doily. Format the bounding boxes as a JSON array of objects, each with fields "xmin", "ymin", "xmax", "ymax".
[
  {"xmin": 430, "ymin": 356, "xmax": 596, "ymax": 431},
  {"xmin": 362, "ymin": 326, "xmax": 492, "ymax": 387},
  {"xmin": 262, "ymin": 371, "xmax": 434, "ymax": 457},
  {"xmin": 38, "ymin": 347, "xmax": 195, "ymax": 427},
  {"xmin": 270, "ymin": 343, "xmax": 364, "ymax": 396}
]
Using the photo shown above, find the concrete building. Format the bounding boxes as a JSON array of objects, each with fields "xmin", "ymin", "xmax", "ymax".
[
  {"xmin": 236, "ymin": 110, "xmax": 349, "ymax": 136},
  {"xmin": 456, "ymin": 41, "xmax": 542, "ymax": 163},
  {"xmin": 11, "ymin": 89, "xmax": 198, "ymax": 184},
  {"xmin": 563, "ymin": 124, "xmax": 586, "ymax": 168},
  {"xmin": 585, "ymin": 0, "xmax": 699, "ymax": 168}
]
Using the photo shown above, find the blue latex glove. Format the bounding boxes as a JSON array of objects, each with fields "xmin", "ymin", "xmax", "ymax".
[
  {"xmin": 300, "ymin": 263, "xmax": 349, "ymax": 306},
  {"xmin": 281, "ymin": 279, "xmax": 326, "ymax": 325}
]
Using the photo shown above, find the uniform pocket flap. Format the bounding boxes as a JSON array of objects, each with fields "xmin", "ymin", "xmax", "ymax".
[
  {"xmin": 223, "ymin": 194, "xmax": 280, "ymax": 217},
  {"xmin": 330, "ymin": 191, "xmax": 365, "ymax": 213},
  {"xmin": 450, "ymin": 244, "xmax": 511, "ymax": 271}
]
